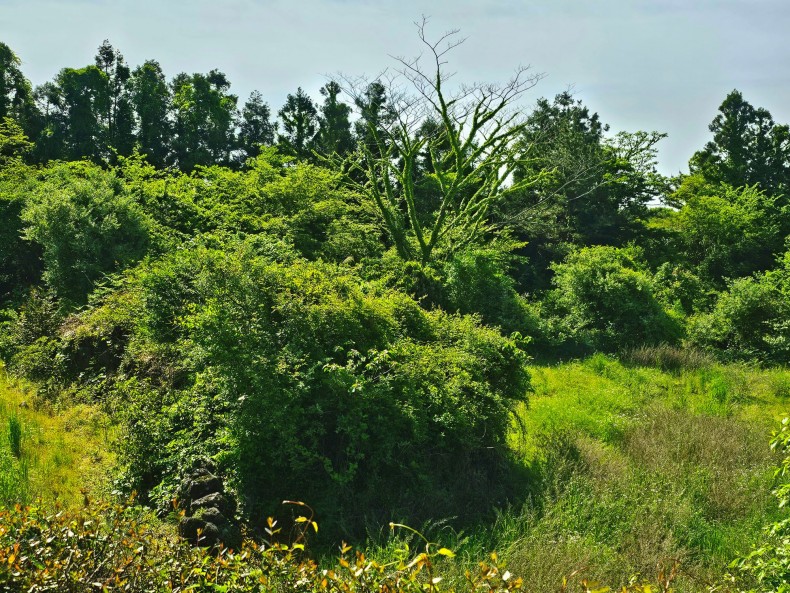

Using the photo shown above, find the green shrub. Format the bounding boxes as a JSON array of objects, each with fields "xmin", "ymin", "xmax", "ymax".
[
  {"xmin": 369, "ymin": 245, "xmax": 543, "ymax": 344},
  {"xmin": 670, "ymin": 183, "xmax": 782, "ymax": 287},
  {"xmin": 0, "ymin": 160, "xmax": 42, "ymax": 306},
  {"xmin": 440, "ymin": 247, "xmax": 541, "ymax": 337},
  {"xmin": 21, "ymin": 162, "xmax": 151, "ymax": 305},
  {"xmin": 652, "ymin": 262, "xmax": 711, "ymax": 314},
  {"xmin": 75, "ymin": 240, "xmax": 530, "ymax": 536},
  {"xmin": 729, "ymin": 417, "xmax": 790, "ymax": 592},
  {"xmin": 688, "ymin": 273, "xmax": 790, "ymax": 364},
  {"xmin": 545, "ymin": 246, "xmax": 683, "ymax": 353}
]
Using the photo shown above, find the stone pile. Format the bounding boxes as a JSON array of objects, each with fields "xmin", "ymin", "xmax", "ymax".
[{"xmin": 177, "ymin": 459, "xmax": 241, "ymax": 549}]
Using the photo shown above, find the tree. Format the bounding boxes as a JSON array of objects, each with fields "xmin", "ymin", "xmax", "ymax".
[
  {"xmin": 670, "ymin": 181, "xmax": 782, "ymax": 285},
  {"xmin": 690, "ymin": 90, "xmax": 790, "ymax": 196},
  {"xmin": 351, "ymin": 80, "xmax": 399, "ymax": 170},
  {"xmin": 94, "ymin": 40, "xmax": 135, "ymax": 159},
  {"xmin": 277, "ymin": 87, "xmax": 318, "ymax": 160},
  {"xmin": 0, "ymin": 42, "xmax": 37, "ymax": 134},
  {"xmin": 31, "ymin": 81, "xmax": 68, "ymax": 162},
  {"xmin": 37, "ymin": 43, "xmax": 135, "ymax": 164},
  {"xmin": 55, "ymin": 65, "xmax": 108, "ymax": 161},
  {"xmin": 171, "ymin": 70, "xmax": 238, "ymax": 170},
  {"xmin": 237, "ymin": 90, "xmax": 275, "ymax": 162},
  {"xmin": 316, "ymin": 81, "xmax": 354, "ymax": 157},
  {"xmin": 339, "ymin": 20, "xmax": 543, "ymax": 265},
  {"xmin": 500, "ymin": 93, "xmax": 665, "ymax": 245},
  {"xmin": 129, "ymin": 60, "xmax": 171, "ymax": 167}
]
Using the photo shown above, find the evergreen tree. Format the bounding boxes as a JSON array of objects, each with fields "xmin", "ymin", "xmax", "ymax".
[
  {"xmin": 353, "ymin": 80, "xmax": 393, "ymax": 158},
  {"xmin": 94, "ymin": 40, "xmax": 135, "ymax": 159},
  {"xmin": 237, "ymin": 90, "xmax": 275, "ymax": 162},
  {"xmin": 55, "ymin": 65, "xmax": 108, "ymax": 161},
  {"xmin": 277, "ymin": 87, "xmax": 318, "ymax": 160},
  {"xmin": 171, "ymin": 70, "xmax": 238, "ymax": 170},
  {"xmin": 0, "ymin": 42, "xmax": 37, "ymax": 132},
  {"xmin": 129, "ymin": 60, "xmax": 171, "ymax": 167},
  {"xmin": 690, "ymin": 90, "xmax": 790, "ymax": 196},
  {"xmin": 31, "ymin": 81, "xmax": 67, "ymax": 162},
  {"xmin": 316, "ymin": 81, "xmax": 353, "ymax": 157}
]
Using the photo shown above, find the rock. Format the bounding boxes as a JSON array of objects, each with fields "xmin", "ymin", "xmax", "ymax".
[
  {"xmin": 179, "ymin": 516, "xmax": 207, "ymax": 544},
  {"xmin": 191, "ymin": 492, "xmax": 236, "ymax": 517},
  {"xmin": 199, "ymin": 522, "xmax": 220, "ymax": 547},
  {"xmin": 178, "ymin": 516, "xmax": 221, "ymax": 547},
  {"xmin": 176, "ymin": 461, "xmax": 241, "ymax": 549},
  {"xmin": 197, "ymin": 506, "xmax": 228, "ymax": 526},
  {"xmin": 186, "ymin": 475, "xmax": 223, "ymax": 501}
]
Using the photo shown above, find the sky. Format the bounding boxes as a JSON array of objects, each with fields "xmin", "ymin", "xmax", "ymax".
[{"xmin": 2, "ymin": 0, "xmax": 789, "ymax": 175}]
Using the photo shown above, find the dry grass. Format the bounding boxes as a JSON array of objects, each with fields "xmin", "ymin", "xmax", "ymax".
[{"xmin": 623, "ymin": 407, "xmax": 775, "ymax": 519}]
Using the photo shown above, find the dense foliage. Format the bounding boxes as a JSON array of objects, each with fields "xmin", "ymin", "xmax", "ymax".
[{"xmin": 99, "ymin": 243, "xmax": 528, "ymax": 529}]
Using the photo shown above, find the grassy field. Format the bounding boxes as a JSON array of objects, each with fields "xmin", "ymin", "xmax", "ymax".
[{"xmin": 423, "ymin": 354, "xmax": 790, "ymax": 591}]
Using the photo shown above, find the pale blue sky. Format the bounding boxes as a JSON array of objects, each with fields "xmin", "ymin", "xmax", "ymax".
[{"xmin": 2, "ymin": 0, "xmax": 789, "ymax": 174}]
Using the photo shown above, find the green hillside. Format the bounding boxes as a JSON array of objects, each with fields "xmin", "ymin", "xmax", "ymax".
[{"xmin": 1, "ymin": 29, "xmax": 790, "ymax": 591}]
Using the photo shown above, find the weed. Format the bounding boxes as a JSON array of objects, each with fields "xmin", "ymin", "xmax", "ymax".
[
  {"xmin": 625, "ymin": 344, "xmax": 714, "ymax": 374},
  {"xmin": 7, "ymin": 414, "xmax": 21, "ymax": 458}
]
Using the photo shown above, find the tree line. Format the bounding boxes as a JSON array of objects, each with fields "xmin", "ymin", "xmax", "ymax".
[{"xmin": 0, "ymin": 39, "xmax": 369, "ymax": 169}]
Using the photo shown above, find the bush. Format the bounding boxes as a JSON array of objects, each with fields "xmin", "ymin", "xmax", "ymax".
[
  {"xmin": 688, "ymin": 273, "xmax": 790, "ymax": 364},
  {"xmin": 440, "ymin": 247, "xmax": 541, "ymax": 337},
  {"xmin": 652, "ymin": 262, "xmax": 711, "ymax": 315},
  {"xmin": 545, "ymin": 246, "xmax": 683, "ymax": 353},
  {"xmin": 670, "ymin": 183, "xmax": 783, "ymax": 287},
  {"xmin": 0, "ymin": 159, "xmax": 42, "ymax": 306},
  {"xmin": 21, "ymin": 162, "xmax": 151, "ymax": 305},
  {"xmin": 73, "ymin": 240, "xmax": 530, "ymax": 536},
  {"xmin": 368, "ymin": 245, "xmax": 543, "ymax": 343}
]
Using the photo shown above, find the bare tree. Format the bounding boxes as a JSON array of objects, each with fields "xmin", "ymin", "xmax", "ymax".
[{"xmin": 336, "ymin": 18, "xmax": 544, "ymax": 265}]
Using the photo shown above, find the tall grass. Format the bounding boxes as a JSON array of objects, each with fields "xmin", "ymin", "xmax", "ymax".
[
  {"xmin": 394, "ymin": 357, "xmax": 789, "ymax": 591},
  {"xmin": 8, "ymin": 413, "xmax": 21, "ymax": 457},
  {"xmin": 625, "ymin": 344, "xmax": 715, "ymax": 374}
]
